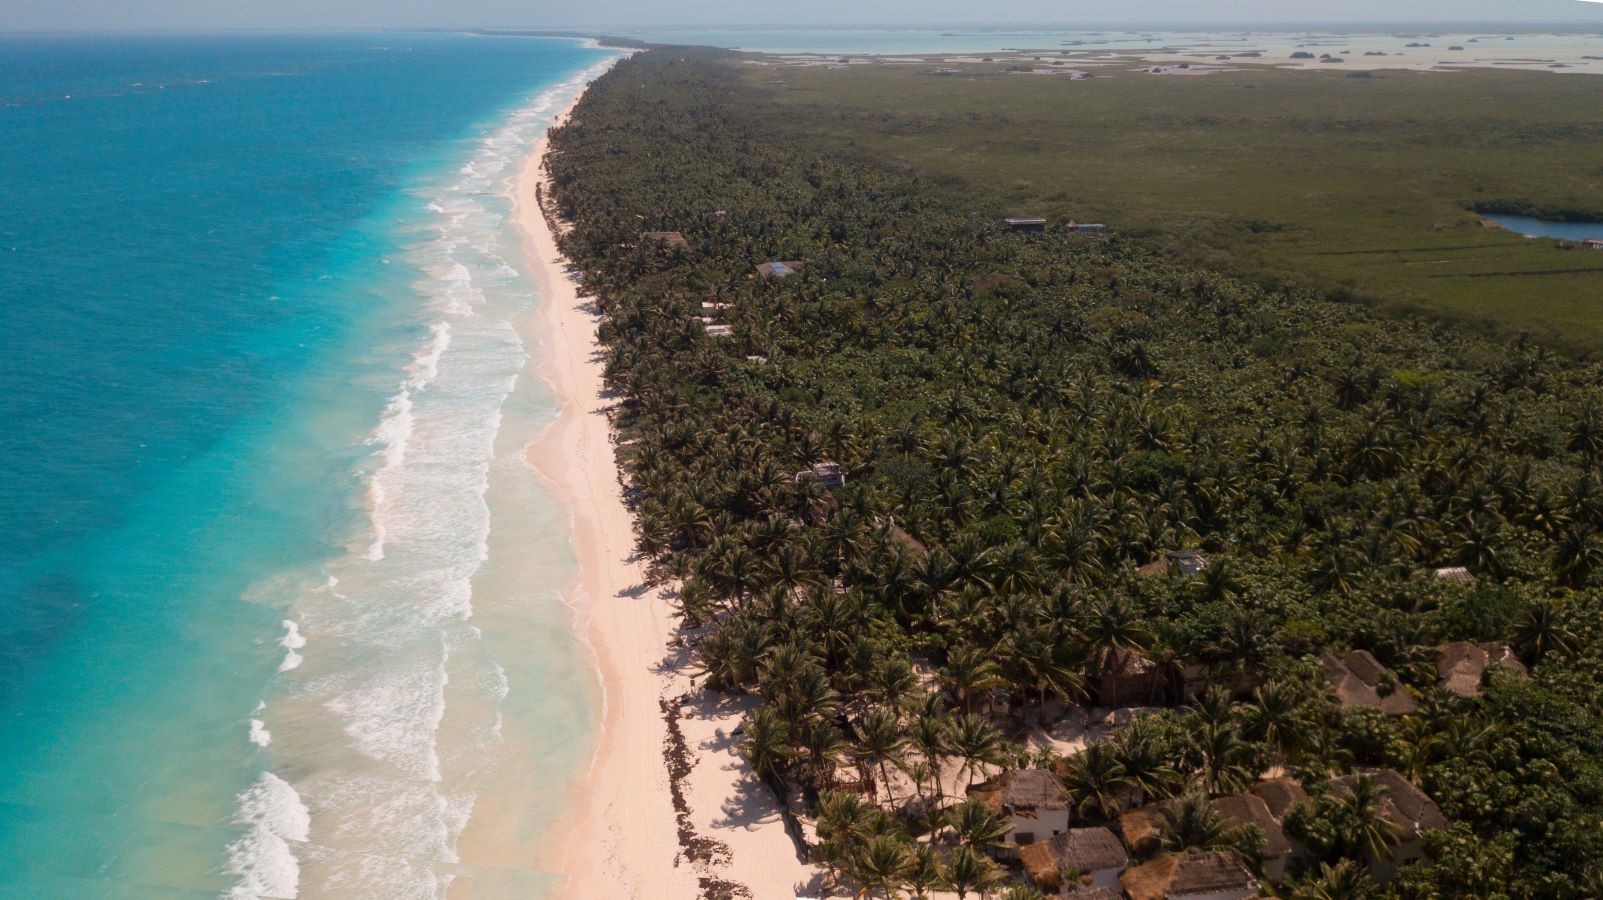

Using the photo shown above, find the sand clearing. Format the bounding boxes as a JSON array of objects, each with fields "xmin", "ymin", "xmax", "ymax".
[{"xmin": 515, "ymin": 90, "xmax": 821, "ymax": 899}]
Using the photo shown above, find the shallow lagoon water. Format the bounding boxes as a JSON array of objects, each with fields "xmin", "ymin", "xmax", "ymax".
[{"xmin": 1489, "ymin": 214, "xmax": 1603, "ymax": 243}]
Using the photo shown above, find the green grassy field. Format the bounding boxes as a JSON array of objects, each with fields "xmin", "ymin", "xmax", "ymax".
[{"xmin": 735, "ymin": 58, "xmax": 1603, "ymax": 349}]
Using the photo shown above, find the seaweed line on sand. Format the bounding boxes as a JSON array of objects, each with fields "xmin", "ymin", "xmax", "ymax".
[{"xmin": 662, "ymin": 692, "xmax": 752, "ymax": 900}]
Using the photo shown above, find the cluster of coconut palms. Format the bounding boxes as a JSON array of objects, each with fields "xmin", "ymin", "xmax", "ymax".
[{"xmin": 546, "ymin": 48, "xmax": 1603, "ymax": 897}]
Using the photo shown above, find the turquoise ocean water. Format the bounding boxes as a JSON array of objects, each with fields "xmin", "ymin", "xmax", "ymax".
[{"xmin": 0, "ymin": 32, "xmax": 617, "ymax": 897}]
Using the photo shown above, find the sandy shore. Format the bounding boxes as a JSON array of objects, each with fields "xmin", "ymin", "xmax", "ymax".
[{"xmin": 515, "ymin": 88, "xmax": 822, "ymax": 899}]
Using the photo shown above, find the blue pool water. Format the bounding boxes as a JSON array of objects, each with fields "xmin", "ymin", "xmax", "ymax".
[{"xmin": 0, "ymin": 32, "xmax": 616, "ymax": 897}]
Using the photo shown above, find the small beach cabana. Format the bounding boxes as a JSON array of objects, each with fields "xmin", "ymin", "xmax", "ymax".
[
  {"xmin": 966, "ymin": 768, "xmax": 1072, "ymax": 852},
  {"xmin": 1003, "ymin": 216, "xmax": 1048, "ymax": 232},
  {"xmin": 1120, "ymin": 851, "xmax": 1258, "ymax": 900},
  {"xmin": 1585, "ymin": 238, "xmax": 1603, "ymax": 250},
  {"xmin": 756, "ymin": 260, "xmax": 804, "ymax": 279},
  {"xmin": 1019, "ymin": 827, "xmax": 1128, "ymax": 892},
  {"xmin": 640, "ymin": 230, "xmax": 688, "ymax": 249}
]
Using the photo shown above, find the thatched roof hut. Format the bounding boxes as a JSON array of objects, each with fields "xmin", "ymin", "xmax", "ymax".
[
  {"xmin": 1212, "ymin": 793, "xmax": 1293, "ymax": 859},
  {"xmin": 1437, "ymin": 640, "xmax": 1526, "ymax": 698},
  {"xmin": 1120, "ymin": 851, "xmax": 1257, "ymax": 900},
  {"xmin": 1019, "ymin": 827, "xmax": 1127, "ymax": 892},
  {"xmin": 968, "ymin": 768, "xmax": 1070, "ymax": 819},
  {"xmin": 1117, "ymin": 804, "xmax": 1165, "ymax": 856},
  {"xmin": 1321, "ymin": 650, "xmax": 1417, "ymax": 716},
  {"xmin": 1249, "ymin": 777, "xmax": 1309, "ymax": 821},
  {"xmin": 1334, "ymin": 769, "xmax": 1447, "ymax": 837}
]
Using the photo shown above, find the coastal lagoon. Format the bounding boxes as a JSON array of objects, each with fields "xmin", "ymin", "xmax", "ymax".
[
  {"xmin": 625, "ymin": 27, "xmax": 1603, "ymax": 74},
  {"xmin": 1489, "ymin": 214, "xmax": 1603, "ymax": 242},
  {"xmin": 0, "ymin": 32, "xmax": 617, "ymax": 896}
]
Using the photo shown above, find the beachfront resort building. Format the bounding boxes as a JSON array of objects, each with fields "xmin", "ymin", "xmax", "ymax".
[
  {"xmin": 1120, "ymin": 850, "xmax": 1258, "ymax": 900},
  {"xmin": 966, "ymin": 768, "xmax": 1072, "ymax": 853},
  {"xmin": 1019, "ymin": 826, "xmax": 1128, "ymax": 892}
]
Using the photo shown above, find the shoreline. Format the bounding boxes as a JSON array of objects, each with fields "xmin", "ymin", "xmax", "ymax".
[{"xmin": 513, "ymin": 82, "xmax": 822, "ymax": 898}]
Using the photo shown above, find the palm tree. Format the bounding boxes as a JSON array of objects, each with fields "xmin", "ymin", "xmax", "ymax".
[
  {"xmin": 814, "ymin": 791, "xmax": 878, "ymax": 891},
  {"xmin": 1551, "ymin": 523, "xmax": 1603, "ymax": 588},
  {"xmin": 947, "ymin": 799, "xmax": 1011, "ymax": 854},
  {"xmin": 1112, "ymin": 716, "xmax": 1183, "ymax": 804},
  {"xmin": 1338, "ymin": 774, "xmax": 1405, "ymax": 863},
  {"xmin": 1513, "ymin": 597, "xmax": 1577, "ymax": 665},
  {"xmin": 1061, "ymin": 743, "xmax": 1129, "ymax": 821},
  {"xmin": 946, "ymin": 714, "xmax": 1008, "ymax": 789},
  {"xmin": 904, "ymin": 844, "xmax": 943, "ymax": 899},
  {"xmin": 1158, "ymin": 793, "xmax": 1250, "ymax": 854},
  {"xmin": 1239, "ymin": 681, "xmax": 1309, "ymax": 772},
  {"xmin": 738, "ymin": 705, "xmax": 792, "ymax": 787},
  {"xmin": 941, "ymin": 645, "xmax": 1005, "ymax": 715},
  {"xmin": 856, "ymin": 834, "xmax": 913, "ymax": 899},
  {"xmin": 1288, "ymin": 860, "xmax": 1375, "ymax": 900},
  {"xmin": 944, "ymin": 846, "xmax": 1003, "ymax": 900},
  {"xmin": 1191, "ymin": 725, "xmax": 1255, "ymax": 796},
  {"xmin": 856, "ymin": 708, "xmax": 908, "ymax": 803},
  {"xmin": 1085, "ymin": 596, "xmax": 1154, "ymax": 707},
  {"xmin": 911, "ymin": 707, "xmax": 952, "ymax": 802}
]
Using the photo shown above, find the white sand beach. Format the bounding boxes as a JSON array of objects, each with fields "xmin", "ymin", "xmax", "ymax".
[{"xmin": 516, "ymin": 93, "xmax": 822, "ymax": 899}]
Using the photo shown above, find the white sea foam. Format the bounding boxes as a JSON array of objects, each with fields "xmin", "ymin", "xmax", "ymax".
[
  {"xmin": 278, "ymin": 619, "xmax": 306, "ymax": 672},
  {"xmin": 250, "ymin": 718, "xmax": 272, "ymax": 747},
  {"xmin": 225, "ymin": 772, "xmax": 310, "ymax": 899}
]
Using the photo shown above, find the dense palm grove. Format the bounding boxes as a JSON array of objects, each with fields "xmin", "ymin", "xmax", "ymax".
[{"xmin": 546, "ymin": 49, "xmax": 1603, "ymax": 898}]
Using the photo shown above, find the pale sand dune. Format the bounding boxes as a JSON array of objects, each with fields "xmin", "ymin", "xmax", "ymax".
[{"xmin": 515, "ymin": 95, "xmax": 821, "ymax": 899}]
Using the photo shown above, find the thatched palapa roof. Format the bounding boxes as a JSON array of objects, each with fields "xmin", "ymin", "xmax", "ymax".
[
  {"xmin": 1249, "ymin": 777, "xmax": 1309, "ymax": 821},
  {"xmin": 1019, "ymin": 828, "xmax": 1128, "ymax": 891},
  {"xmin": 1211, "ymin": 793, "xmax": 1293, "ymax": 858},
  {"xmin": 1437, "ymin": 640, "xmax": 1526, "ymax": 698},
  {"xmin": 968, "ymin": 768, "xmax": 1070, "ymax": 818},
  {"xmin": 1335, "ymin": 769, "xmax": 1447, "ymax": 837},
  {"xmin": 1321, "ymin": 649, "xmax": 1417, "ymax": 716},
  {"xmin": 1120, "ymin": 851, "xmax": 1256, "ymax": 900}
]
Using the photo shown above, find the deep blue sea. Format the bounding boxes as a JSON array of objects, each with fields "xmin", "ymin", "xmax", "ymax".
[{"xmin": 0, "ymin": 32, "xmax": 616, "ymax": 897}]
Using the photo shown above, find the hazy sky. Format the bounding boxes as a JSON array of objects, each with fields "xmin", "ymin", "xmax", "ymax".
[{"xmin": 8, "ymin": 0, "xmax": 1603, "ymax": 32}]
